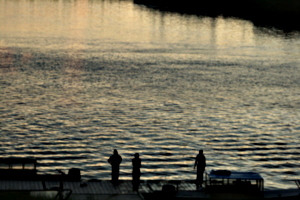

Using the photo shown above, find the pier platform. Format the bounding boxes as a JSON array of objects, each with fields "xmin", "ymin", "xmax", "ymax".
[
  {"xmin": 0, "ymin": 179, "xmax": 199, "ymax": 200},
  {"xmin": 0, "ymin": 180, "xmax": 298, "ymax": 199}
]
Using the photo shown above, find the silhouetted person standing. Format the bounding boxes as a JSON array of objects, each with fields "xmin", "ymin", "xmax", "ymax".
[
  {"xmin": 132, "ymin": 153, "xmax": 141, "ymax": 191},
  {"xmin": 194, "ymin": 149, "xmax": 206, "ymax": 189},
  {"xmin": 108, "ymin": 149, "xmax": 122, "ymax": 185}
]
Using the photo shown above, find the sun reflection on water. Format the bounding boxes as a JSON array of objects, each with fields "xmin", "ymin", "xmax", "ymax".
[{"xmin": 0, "ymin": 0, "xmax": 300, "ymax": 190}]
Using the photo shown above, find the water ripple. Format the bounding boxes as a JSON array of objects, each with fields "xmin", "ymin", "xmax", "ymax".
[{"xmin": 1, "ymin": 0, "xmax": 300, "ymax": 190}]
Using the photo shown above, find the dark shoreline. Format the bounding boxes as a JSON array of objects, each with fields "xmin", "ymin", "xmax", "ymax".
[{"xmin": 134, "ymin": 0, "xmax": 300, "ymax": 32}]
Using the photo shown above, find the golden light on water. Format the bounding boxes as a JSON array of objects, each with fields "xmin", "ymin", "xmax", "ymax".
[
  {"xmin": 0, "ymin": 0, "xmax": 259, "ymax": 52},
  {"xmin": 0, "ymin": 0, "xmax": 300, "ymax": 190}
]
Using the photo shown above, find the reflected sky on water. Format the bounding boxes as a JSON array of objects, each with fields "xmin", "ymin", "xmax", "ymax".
[{"xmin": 0, "ymin": 0, "xmax": 300, "ymax": 190}]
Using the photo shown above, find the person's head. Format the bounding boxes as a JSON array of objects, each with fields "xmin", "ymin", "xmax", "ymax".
[
  {"xmin": 134, "ymin": 153, "xmax": 139, "ymax": 158},
  {"xmin": 199, "ymin": 150, "xmax": 203, "ymax": 154},
  {"xmin": 114, "ymin": 149, "xmax": 118, "ymax": 155}
]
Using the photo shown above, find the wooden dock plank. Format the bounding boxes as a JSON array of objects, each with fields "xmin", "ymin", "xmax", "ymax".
[
  {"xmin": 129, "ymin": 181, "xmax": 135, "ymax": 193},
  {"xmin": 11, "ymin": 180, "xmax": 17, "ymax": 190},
  {"xmin": 20, "ymin": 181, "xmax": 25, "ymax": 190},
  {"xmin": 127, "ymin": 181, "xmax": 133, "ymax": 193},
  {"xmin": 0, "ymin": 179, "xmax": 199, "ymax": 194},
  {"xmin": 140, "ymin": 182, "xmax": 147, "ymax": 193},
  {"xmin": 77, "ymin": 182, "xmax": 89, "ymax": 194},
  {"xmin": 94, "ymin": 182, "xmax": 102, "ymax": 194},
  {"xmin": 113, "ymin": 183, "xmax": 122, "ymax": 194},
  {"xmin": 26, "ymin": 181, "xmax": 32, "ymax": 190},
  {"xmin": 76, "ymin": 183, "xmax": 87, "ymax": 194},
  {"xmin": 112, "ymin": 182, "xmax": 119, "ymax": 194},
  {"xmin": 91, "ymin": 182, "xmax": 100, "ymax": 194},
  {"xmin": 3, "ymin": 181, "xmax": 8, "ymax": 190},
  {"xmin": 95, "ymin": 182, "xmax": 102, "ymax": 194},
  {"xmin": 88, "ymin": 182, "xmax": 98, "ymax": 194},
  {"xmin": 18, "ymin": 181, "xmax": 25, "ymax": 190},
  {"xmin": 187, "ymin": 182, "xmax": 195, "ymax": 190},
  {"xmin": 0, "ymin": 181, "xmax": 4, "ymax": 190},
  {"xmin": 0, "ymin": 181, "xmax": 5, "ymax": 190},
  {"xmin": 83, "ymin": 182, "xmax": 93, "ymax": 194},
  {"xmin": 64, "ymin": 182, "xmax": 74, "ymax": 193},
  {"xmin": 96, "ymin": 182, "xmax": 105, "ymax": 194},
  {"xmin": 70, "ymin": 182, "xmax": 82, "ymax": 194},
  {"xmin": 70, "ymin": 181, "xmax": 79, "ymax": 192},
  {"xmin": 73, "ymin": 182, "xmax": 84, "ymax": 194},
  {"xmin": 30, "ymin": 181, "xmax": 36, "ymax": 190},
  {"xmin": 7, "ymin": 180, "xmax": 12, "ymax": 190},
  {"xmin": 5, "ymin": 181, "xmax": 9, "ymax": 190},
  {"xmin": 178, "ymin": 182, "xmax": 184, "ymax": 190},
  {"xmin": 182, "ymin": 182, "xmax": 190, "ymax": 190},
  {"xmin": 104, "ymin": 181, "xmax": 114, "ymax": 194},
  {"xmin": 147, "ymin": 182, "xmax": 154, "ymax": 191},
  {"xmin": 21, "ymin": 181, "xmax": 29, "ymax": 190},
  {"xmin": 64, "ymin": 181, "xmax": 72, "ymax": 190},
  {"xmin": 119, "ymin": 182, "xmax": 127, "ymax": 194},
  {"xmin": 139, "ymin": 183, "xmax": 149, "ymax": 193},
  {"xmin": 89, "ymin": 181, "xmax": 99, "ymax": 194},
  {"xmin": 45, "ymin": 181, "xmax": 57, "ymax": 190},
  {"xmin": 153, "ymin": 183, "xmax": 161, "ymax": 191},
  {"xmin": 180, "ymin": 182, "xmax": 186, "ymax": 190},
  {"xmin": 188, "ymin": 183, "xmax": 196, "ymax": 190},
  {"xmin": 187, "ymin": 183, "xmax": 194, "ymax": 190},
  {"xmin": 2, "ymin": 181, "xmax": 6, "ymax": 190},
  {"xmin": 25, "ymin": 181, "xmax": 32, "ymax": 190},
  {"xmin": 28, "ymin": 181, "xmax": 35, "ymax": 190},
  {"xmin": 100, "ymin": 181, "xmax": 109, "ymax": 194},
  {"xmin": 14, "ymin": 181, "xmax": 24, "ymax": 190},
  {"xmin": 125, "ymin": 181, "xmax": 133, "ymax": 193},
  {"xmin": 122, "ymin": 181, "xmax": 131, "ymax": 193},
  {"xmin": 144, "ymin": 183, "xmax": 151, "ymax": 193},
  {"xmin": 4, "ymin": 181, "xmax": 9, "ymax": 190},
  {"xmin": 87, "ymin": 182, "xmax": 96, "ymax": 194},
  {"xmin": 124, "ymin": 181, "xmax": 132, "ymax": 193},
  {"xmin": 179, "ymin": 182, "xmax": 184, "ymax": 190},
  {"xmin": 150, "ymin": 183, "xmax": 157, "ymax": 191},
  {"xmin": 4, "ymin": 180, "xmax": 10, "ymax": 190},
  {"xmin": 62, "ymin": 181, "xmax": 70, "ymax": 191},
  {"xmin": 72, "ymin": 181, "xmax": 89, "ymax": 194},
  {"xmin": 34, "ymin": 181, "xmax": 43, "ymax": 190},
  {"xmin": 98, "ymin": 182, "xmax": 107, "ymax": 194},
  {"xmin": 181, "ymin": 182, "xmax": 188, "ymax": 190},
  {"xmin": 86, "ymin": 182, "xmax": 94, "ymax": 194},
  {"xmin": 11, "ymin": 180, "xmax": 16, "ymax": 190},
  {"xmin": 107, "ymin": 181, "xmax": 118, "ymax": 194},
  {"xmin": 185, "ymin": 182, "xmax": 193, "ymax": 190},
  {"xmin": 118, "ymin": 182, "xmax": 125, "ymax": 194}
]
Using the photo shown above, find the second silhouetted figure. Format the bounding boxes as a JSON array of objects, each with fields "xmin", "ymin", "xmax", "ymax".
[
  {"xmin": 108, "ymin": 149, "xmax": 122, "ymax": 185},
  {"xmin": 132, "ymin": 153, "xmax": 141, "ymax": 191},
  {"xmin": 194, "ymin": 149, "xmax": 206, "ymax": 189}
]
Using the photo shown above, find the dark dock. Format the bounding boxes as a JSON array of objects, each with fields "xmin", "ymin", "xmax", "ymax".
[
  {"xmin": 0, "ymin": 157, "xmax": 204, "ymax": 199},
  {"xmin": 0, "ymin": 158, "xmax": 299, "ymax": 199},
  {"xmin": 0, "ymin": 179, "xmax": 299, "ymax": 200},
  {"xmin": 0, "ymin": 179, "xmax": 205, "ymax": 200}
]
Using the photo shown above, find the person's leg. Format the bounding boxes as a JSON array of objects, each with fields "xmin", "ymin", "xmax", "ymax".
[{"xmin": 112, "ymin": 166, "xmax": 119, "ymax": 185}]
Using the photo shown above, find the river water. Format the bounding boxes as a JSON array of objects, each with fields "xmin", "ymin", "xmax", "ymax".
[{"xmin": 1, "ymin": 0, "xmax": 300, "ymax": 190}]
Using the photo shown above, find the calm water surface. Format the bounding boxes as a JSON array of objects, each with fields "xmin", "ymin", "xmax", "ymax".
[{"xmin": 1, "ymin": 0, "xmax": 300, "ymax": 190}]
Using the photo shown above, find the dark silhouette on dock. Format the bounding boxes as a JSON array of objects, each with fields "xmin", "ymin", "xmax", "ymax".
[
  {"xmin": 108, "ymin": 149, "xmax": 122, "ymax": 185},
  {"xmin": 194, "ymin": 150, "xmax": 206, "ymax": 189},
  {"xmin": 132, "ymin": 153, "xmax": 141, "ymax": 191}
]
